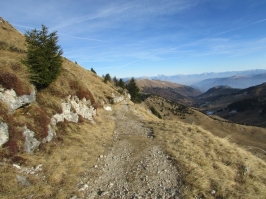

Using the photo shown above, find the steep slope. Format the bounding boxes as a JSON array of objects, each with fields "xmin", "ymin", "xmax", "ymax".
[
  {"xmin": 1, "ymin": 18, "xmax": 266, "ymax": 199},
  {"xmin": 197, "ymin": 86, "xmax": 241, "ymax": 99}
]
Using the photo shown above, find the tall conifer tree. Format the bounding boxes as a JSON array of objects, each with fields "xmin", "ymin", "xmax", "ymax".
[{"xmin": 23, "ymin": 25, "xmax": 63, "ymax": 89}]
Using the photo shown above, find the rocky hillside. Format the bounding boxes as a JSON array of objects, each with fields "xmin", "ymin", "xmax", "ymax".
[{"xmin": 1, "ymin": 18, "xmax": 266, "ymax": 199}]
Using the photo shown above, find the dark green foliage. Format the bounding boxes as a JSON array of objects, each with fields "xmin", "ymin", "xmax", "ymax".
[
  {"xmin": 126, "ymin": 78, "xmax": 141, "ymax": 103},
  {"xmin": 22, "ymin": 25, "xmax": 63, "ymax": 90},
  {"xmin": 150, "ymin": 106, "xmax": 162, "ymax": 119},
  {"xmin": 113, "ymin": 76, "xmax": 118, "ymax": 85},
  {"xmin": 103, "ymin": 73, "xmax": 111, "ymax": 83},
  {"xmin": 118, "ymin": 78, "xmax": 125, "ymax": 89},
  {"xmin": 228, "ymin": 98, "xmax": 259, "ymax": 112},
  {"xmin": 91, "ymin": 68, "xmax": 96, "ymax": 74}
]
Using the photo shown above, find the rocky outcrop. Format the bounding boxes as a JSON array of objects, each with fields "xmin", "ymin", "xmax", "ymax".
[
  {"xmin": 0, "ymin": 88, "xmax": 36, "ymax": 112},
  {"xmin": 70, "ymin": 96, "xmax": 96, "ymax": 121},
  {"xmin": 104, "ymin": 106, "xmax": 112, "ymax": 111},
  {"xmin": 112, "ymin": 93, "xmax": 124, "ymax": 103},
  {"xmin": 23, "ymin": 126, "xmax": 40, "ymax": 154},
  {"xmin": 0, "ymin": 122, "xmax": 8, "ymax": 147},
  {"xmin": 42, "ymin": 125, "xmax": 56, "ymax": 143},
  {"xmin": 111, "ymin": 93, "xmax": 131, "ymax": 104},
  {"xmin": 51, "ymin": 95, "xmax": 96, "ymax": 125}
]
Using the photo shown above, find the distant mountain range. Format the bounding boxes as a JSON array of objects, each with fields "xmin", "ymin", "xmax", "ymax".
[
  {"xmin": 191, "ymin": 73, "xmax": 266, "ymax": 92},
  {"xmin": 124, "ymin": 69, "xmax": 266, "ymax": 92}
]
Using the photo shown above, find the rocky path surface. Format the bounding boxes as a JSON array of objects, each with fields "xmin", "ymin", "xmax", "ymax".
[{"xmin": 77, "ymin": 102, "xmax": 181, "ymax": 198}]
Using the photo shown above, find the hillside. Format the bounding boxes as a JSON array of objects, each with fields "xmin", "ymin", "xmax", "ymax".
[
  {"xmin": 136, "ymin": 79, "xmax": 201, "ymax": 105},
  {"xmin": 195, "ymin": 83, "xmax": 266, "ymax": 127},
  {"xmin": 1, "ymin": 17, "xmax": 266, "ymax": 199},
  {"xmin": 197, "ymin": 86, "xmax": 241, "ymax": 99}
]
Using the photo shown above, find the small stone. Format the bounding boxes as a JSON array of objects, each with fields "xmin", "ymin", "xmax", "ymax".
[
  {"xmin": 211, "ymin": 190, "xmax": 216, "ymax": 195},
  {"xmin": 17, "ymin": 175, "xmax": 31, "ymax": 186}
]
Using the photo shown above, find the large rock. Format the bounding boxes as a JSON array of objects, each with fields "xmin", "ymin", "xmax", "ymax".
[
  {"xmin": 51, "ymin": 95, "xmax": 96, "ymax": 125},
  {"xmin": 0, "ymin": 122, "xmax": 9, "ymax": 147},
  {"xmin": 23, "ymin": 126, "xmax": 40, "ymax": 154},
  {"xmin": 0, "ymin": 89, "xmax": 36, "ymax": 112},
  {"xmin": 112, "ymin": 93, "xmax": 124, "ymax": 103},
  {"xmin": 70, "ymin": 96, "xmax": 96, "ymax": 121},
  {"xmin": 61, "ymin": 100, "xmax": 79, "ymax": 123}
]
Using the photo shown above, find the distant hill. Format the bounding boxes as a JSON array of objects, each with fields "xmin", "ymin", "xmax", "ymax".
[
  {"xmin": 197, "ymin": 86, "xmax": 241, "ymax": 100},
  {"xmin": 192, "ymin": 73, "xmax": 266, "ymax": 92},
  {"xmin": 136, "ymin": 79, "xmax": 201, "ymax": 105},
  {"xmin": 195, "ymin": 83, "xmax": 266, "ymax": 127}
]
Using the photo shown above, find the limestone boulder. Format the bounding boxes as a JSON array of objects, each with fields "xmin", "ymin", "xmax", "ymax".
[
  {"xmin": 0, "ymin": 89, "xmax": 36, "ymax": 112},
  {"xmin": 0, "ymin": 122, "xmax": 9, "ymax": 147},
  {"xmin": 23, "ymin": 126, "xmax": 40, "ymax": 154}
]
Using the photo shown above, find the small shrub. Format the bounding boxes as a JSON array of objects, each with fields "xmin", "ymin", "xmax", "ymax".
[
  {"xmin": 3, "ymin": 140, "xmax": 20, "ymax": 155},
  {"xmin": 103, "ymin": 73, "xmax": 111, "ymax": 83},
  {"xmin": 68, "ymin": 79, "xmax": 98, "ymax": 108},
  {"xmin": 0, "ymin": 41, "xmax": 8, "ymax": 50},
  {"xmin": 0, "ymin": 71, "xmax": 31, "ymax": 96},
  {"xmin": 91, "ymin": 68, "xmax": 97, "ymax": 74},
  {"xmin": 150, "ymin": 106, "xmax": 162, "ymax": 119}
]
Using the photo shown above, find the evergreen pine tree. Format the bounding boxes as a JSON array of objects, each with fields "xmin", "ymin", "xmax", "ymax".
[
  {"xmin": 91, "ymin": 68, "xmax": 96, "ymax": 74},
  {"xmin": 126, "ymin": 78, "xmax": 141, "ymax": 103},
  {"xmin": 113, "ymin": 76, "xmax": 118, "ymax": 85},
  {"xmin": 104, "ymin": 73, "xmax": 111, "ymax": 83},
  {"xmin": 22, "ymin": 25, "xmax": 63, "ymax": 90},
  {"xmin": 118, "ymin": 78, "xmax": 125, "ymax": 89}
]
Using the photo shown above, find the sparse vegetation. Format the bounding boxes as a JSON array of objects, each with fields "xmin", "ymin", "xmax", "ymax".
[{"xmin": 150, "ymin": 106, "xmax": 162, "ymax": 119}]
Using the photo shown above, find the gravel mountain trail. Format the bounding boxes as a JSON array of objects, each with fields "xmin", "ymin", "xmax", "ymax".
[{"xmin": 78, "ymin": 102, "xmax": 181, "ymax": 198}]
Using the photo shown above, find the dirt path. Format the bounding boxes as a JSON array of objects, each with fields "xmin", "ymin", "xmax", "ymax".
[{"xmin": 77, "ymin": 102, "xmax": 181, "ymax": 198}]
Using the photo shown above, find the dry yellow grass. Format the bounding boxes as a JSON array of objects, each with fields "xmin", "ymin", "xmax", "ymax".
[
  {"xmin": 149, "ymin": 120, "xmax": 266, "ymax": 198},
  {"xmin": 0, "ymin": 110, "xmax": 115, "ymax": 198},
  {"xmin": 145, "ymin": 95, "xmax": 266, "ymax": 162},
  {"xmin": 0, "ymin": 18, "xmax": 26, "ymax": 52}
]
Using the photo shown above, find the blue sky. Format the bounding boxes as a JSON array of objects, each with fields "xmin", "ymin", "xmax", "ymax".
[{"xmin": 1, "ymin": 0, "xmax": 266, "ymax": 78}]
